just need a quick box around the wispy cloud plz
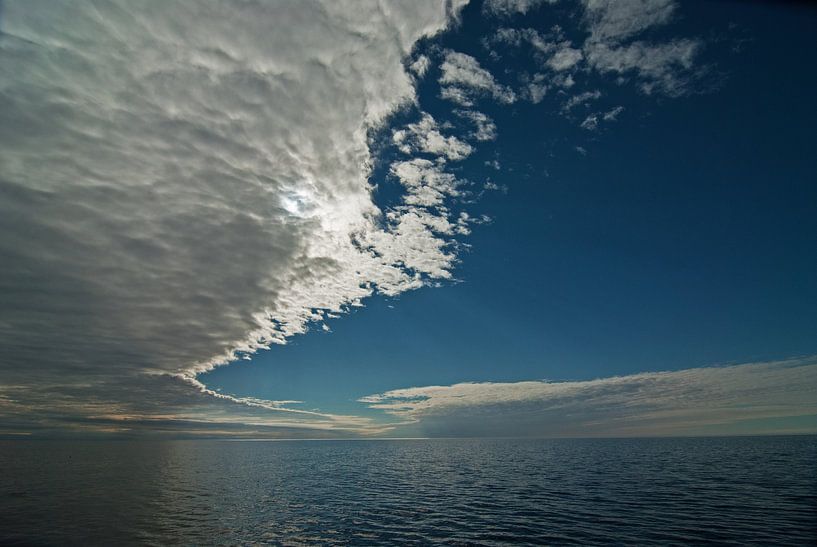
[581,0,705,96]
[361,358,817,437]
[582,0,677,44]
[439,50,517,105]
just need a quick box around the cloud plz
[482,0,556,18]
[439,86,476,107]
[580,105,623,131]
[0,0,471,435]
[580,114,599,131]
[488,1,705,99]
[361,358,817,437]
[582,0,676,44]
[585,39,701,96]
[526,81,548,103]
[390,158,461,208]
[392,113,474,160]
[410,54,431,77]
[581,0,704,96]
[455,109,498,141]
[439,50,517,104]
[547,46,583,71]
[603,105,624,121]
[562,90,602,112]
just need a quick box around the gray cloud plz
[0,1,470,434]
[361,358,817,437]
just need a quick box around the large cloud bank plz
[0,0,471,434]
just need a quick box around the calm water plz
[1,436,815,545]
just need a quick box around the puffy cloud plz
[0,0,469,434]
[410,54,431,77]
[439,50,517,104]
[390,158,461,208]
[361,358,817,437]
[392,113,474,160]
[526,81,548,103]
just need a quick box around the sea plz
[1,436,815,545]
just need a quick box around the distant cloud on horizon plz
[361,358,817,437]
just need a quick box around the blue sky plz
[200,0,817,424]
[1,0,816,438]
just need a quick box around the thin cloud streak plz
[361,358,817,437]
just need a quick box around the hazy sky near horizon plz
[1,0,816,438]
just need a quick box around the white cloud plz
[488,27,572,62]
[580,114,599,131]
[390,158,461,207]
[0,0,470,434]
[410,54,431,77]
[581,0,703,96]
[526,81,548,103]
[582,0,676,44]
[482,0,556,17]
[603,105,624,121]
[487,1,703,101]
[562,90,602,112]
[456,110,498,141]
[547,46,583,71]
[361,358,817,437]
[393,113,474,160]
[585,39,701,96]
[579,105,624,131]
[440,86,475,107]
[439,50,517,104]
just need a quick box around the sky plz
[0,0,816,439]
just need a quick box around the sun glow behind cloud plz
[0,0,473,435]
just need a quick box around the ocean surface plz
[1,436,815,545]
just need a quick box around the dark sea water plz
[1,436,815,545]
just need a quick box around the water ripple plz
[1,436,815,545]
